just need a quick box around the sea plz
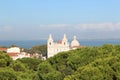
[0,39,120,49]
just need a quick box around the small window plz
[64,42,66,45]
[49,42,51,45]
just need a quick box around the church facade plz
[47,34,80,58]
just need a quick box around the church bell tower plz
[47,34,54,58]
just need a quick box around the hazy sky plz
[0,0,120,40]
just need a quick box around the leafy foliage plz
[24,45,47,56]
[0,68,17,80]
[0,44,120,80]
[0,51,12,67]
[16,58,43,71]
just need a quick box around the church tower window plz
[64,42,66,45]
[49,42,51,45]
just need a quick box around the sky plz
[0,0,120,40]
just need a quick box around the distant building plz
[7,52,30,60]
[47,34,69,58]
[0,48,7,52]
[47,34,80,58]
[70,36,81,49]
[7,47,20,53]
[7,47,30,60]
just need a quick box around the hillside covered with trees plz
[0,44,120,80]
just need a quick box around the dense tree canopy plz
[31,45,47,56]
[24,45,47,56]
[0,44,120,80]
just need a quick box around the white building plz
[47,34,80,58]
[47,34,70,58]
[7,47,20,53]
[71,36,80,49]
[7,47,31,60]
[9,52,31,60]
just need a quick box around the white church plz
[47,34,80,58]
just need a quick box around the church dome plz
[71,36,80,47]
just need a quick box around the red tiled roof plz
[7,53,18,57]
[30,54,33,57]
[25,53,29,56]
[57,40,62,44]
[0,48,7,51]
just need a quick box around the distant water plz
[0,39,120,48]
[80,39,120,46]
[0,40,47,49]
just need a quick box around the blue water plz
[0,39,120,48]
[80,39,120,46]
[0,40,47,49]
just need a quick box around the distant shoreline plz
[0,39,120,49]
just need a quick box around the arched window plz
[64,42,66,45]
[49,42,51,45]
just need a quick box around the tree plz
[0,44,120,80]
[0,51,12,67]
[37,62,63,80]
[17,58,42,71]
[31,45,47,56]
[0,68,17,80]
[10,61,26,72]
[10,44,18,47]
